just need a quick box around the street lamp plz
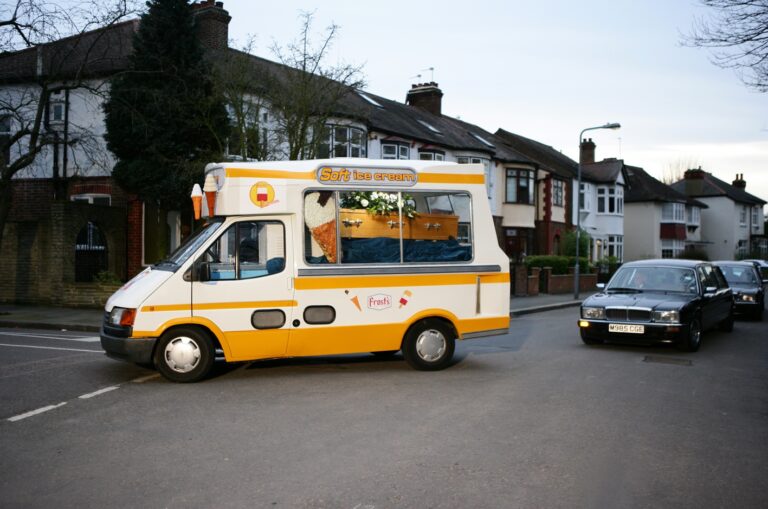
[574,122,621,299]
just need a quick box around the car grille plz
[606,307,652,322]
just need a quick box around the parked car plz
[714,261,765,320]
[579,259,734,352]
[741,259,768,281]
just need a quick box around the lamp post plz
[574,122,621,299]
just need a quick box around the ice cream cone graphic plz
[345,290,362,312]
[399,290,412,308]
[203,174,218,216]
[190,184,203,220]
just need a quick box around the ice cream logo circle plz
[249,181,277,208]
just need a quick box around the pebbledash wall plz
[0,180,126,307]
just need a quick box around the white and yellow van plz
[101,159,510,382]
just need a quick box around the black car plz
[579,259,734,352]
[714,261,766,320]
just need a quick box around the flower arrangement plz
[340,191,417,218]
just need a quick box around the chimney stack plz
[191,0,231,50]
[579,138,595,164]
[683,166,706,195]
[732,173,747,189]
[406,82,443,116]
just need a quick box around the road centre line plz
[131,374,161,383]
[0,343,101,353]
[79,386,120,399]
[0,331,100,342]
[8,402,67,422]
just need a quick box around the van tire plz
[402,319,455,371]
[154,327,215,383]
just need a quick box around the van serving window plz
[304,190,472,265]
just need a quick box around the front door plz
[191,218,294,361]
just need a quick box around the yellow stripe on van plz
[294,272,509,290]
[226,168,316,180]
[225,167,484,185]
[141,300,297,312]
[419,173,485,184]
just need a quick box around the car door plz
[697,264,729,328]
[191,218,294,361]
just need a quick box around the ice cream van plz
[100,158,510,382]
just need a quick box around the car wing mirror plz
[704,286,717,297]
[596,283,605,290]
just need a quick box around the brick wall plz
[541,267,598,294]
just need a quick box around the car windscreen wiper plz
[606,287,642,293]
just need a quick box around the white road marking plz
[0,343,101,353]
[78,386,120,399]
[131,374,161,383]
[8,402,67,422]
[0,332,99,342]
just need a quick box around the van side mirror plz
[596,283,605,290]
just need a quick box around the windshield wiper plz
[606,287,642,293]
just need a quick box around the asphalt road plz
[1,308,766,508]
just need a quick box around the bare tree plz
[683,0,768,92]
[0,0,138,249]
[267,11,366,160]
[662,157,701,184]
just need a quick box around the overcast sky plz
[226,0,767,204]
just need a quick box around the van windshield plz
[154,220,224,271]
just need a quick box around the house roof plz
[624,165,708,208]
[0,17,540,167]
[580,158,624,184]
[493,129,577,179]
[670,171,766,205]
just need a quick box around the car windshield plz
[718,265,758,286]
[154,220,224,271]
[607,266,697,293]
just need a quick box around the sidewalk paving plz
[0,293,588,333]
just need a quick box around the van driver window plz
[203,221,285,280]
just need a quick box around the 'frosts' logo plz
[367,294,392,310]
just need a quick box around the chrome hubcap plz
[415,329,446,362]
[164,336,201,373]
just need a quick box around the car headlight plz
[108,307,137,327]
[736,293,755,302]
[582,307,606,319]
[653,310,679,323]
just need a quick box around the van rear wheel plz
[402,319,455,371]
[154,327,214,383]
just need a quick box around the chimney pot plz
[406,82,443,116]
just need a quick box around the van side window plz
[303,190,472,264]
[203,221,285,280]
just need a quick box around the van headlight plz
[108,307,137,327]
[653,310,679,323]
[582,307,605,319]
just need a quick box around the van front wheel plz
[402,319,455,371]
[154,327,214,383]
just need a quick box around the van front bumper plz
[100,327,156,365]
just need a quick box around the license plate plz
[608,323,645,334]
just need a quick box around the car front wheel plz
[679,317,702,352]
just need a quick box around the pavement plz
[0,293,588,333]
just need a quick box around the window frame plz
[552,179,564,207]
[203,220,286,281]
[381,142,410,160]
[318,124,368,159]
[505,168,535,205]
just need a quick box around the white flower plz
[360,199,369,207]
[388,194,397,202]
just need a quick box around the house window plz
[72,194,111,206]
[740,206,747,226]
[661,239,684,259]
[552,179,564,207]
[597,186,623,214]
[381,142,409,160]
[686,206,700,226]
[75,222,108,282]
[418,150,444,161]
[662,202,686,223]
[752,207,759,229]
[318,125,367,158]
[0,115,10,164]
[459,157,492,200]
[606,235,623,261]
[505,168,534,204]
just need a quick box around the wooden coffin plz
[339,209,458,240]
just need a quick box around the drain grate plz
[643,355,692,366]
